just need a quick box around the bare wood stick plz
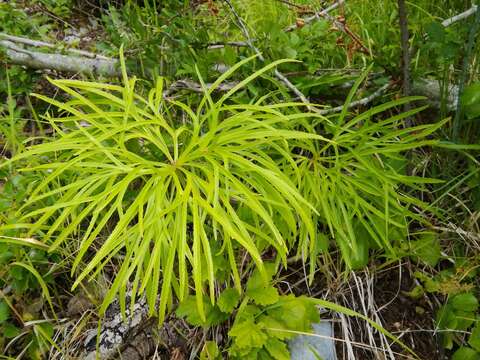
[0,40,119,76]
[0,32,110,59]
[164,79,238,96]
[273,69,310,105]
[166,75,393,117]
[284,0,345,32]
[207,41,250,49]
[318,82,392,115]
[442,5,478,27]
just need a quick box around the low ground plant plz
[2,55,448,327]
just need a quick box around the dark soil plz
[278,259,445,360]
[380,267,442,360]
[338,264,445,360]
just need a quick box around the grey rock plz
[289,321,337,360]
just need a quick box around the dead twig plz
[442,5,478,27]
[163,79,238,97]
[206,41,250,49]
[318,82,392,115]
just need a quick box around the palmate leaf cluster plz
[177,264,320,360]
[2,55,445,326]
[5,56,326,322]
[227,266,320,359]
[292,90,446,269]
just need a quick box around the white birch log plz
[0,40,119,76]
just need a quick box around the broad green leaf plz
[259,315,296,340]
[469,323,480,352]
[410,232,441,267]
[176,295,228,327]
[462,82,480,119]
[451,347,480,360]
[218,288,241,313]
[3,323,21,338]
[451,293,479,313]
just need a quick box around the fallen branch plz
[163,79,238,97]
[0,40,119,76]
[0,32,110,59]
[207,41,250,49]
[411,78,458,110]
[318,82,392,115]
[442,5,478,27]
[166,75,397,117]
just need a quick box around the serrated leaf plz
[425,22,446,43]
[462,83,480,107]
[436,304,457,332]
[246,263,279,305]
[38,322,54,338]
[176,295,204,325]
[258,348,275,360]
[247,285,279,306]
[246,263,277,290]
[235,304,260,324]
[264,337,290,360]
[462,83,480,119]
[218,288,240,313]
[290,33,300,46]
[229,345,261,360]
[228,320,268,349]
